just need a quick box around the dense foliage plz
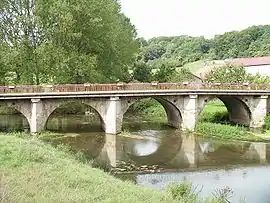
[133,25,270,82]
[0,0,139,85]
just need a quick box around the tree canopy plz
[0,0,139,85]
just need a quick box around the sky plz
[120,0,270,39]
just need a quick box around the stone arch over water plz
[199,96,252,126]
[121,97,182,129]
[42,99,106,132]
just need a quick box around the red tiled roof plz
[229,56,270,67]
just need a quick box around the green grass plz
[195,122,264,142]
[0,133,231,203]
[196,100,266,141]
[199,100,228,123]
[183,60,205,73]
[176,60,205,74]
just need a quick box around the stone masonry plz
[0,94,268,134]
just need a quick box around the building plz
[228,56,270,76]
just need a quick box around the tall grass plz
[195,122,264,142]
[264,114,270,130]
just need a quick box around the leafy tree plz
[132,61,152,82]
[204,65,251,83]
[0,0,139,84]
[151,64,176,82]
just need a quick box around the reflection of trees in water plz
[123,131,183,166]
[53,133,105,160]
[200,140,252,164]
[1,115,27,131]
[46,115,103,133]
[0,114,29,132]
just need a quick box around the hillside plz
[133,25,270,82]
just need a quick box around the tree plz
[132,61,152,82]
[204,65,251,83]
[152,64,176,82]
[0,0,139,84]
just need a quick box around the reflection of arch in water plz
[124,132,183,166]
[53,133,106,159]
[123,97,182,129]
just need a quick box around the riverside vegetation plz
[1,133,238,203]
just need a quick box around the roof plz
[228,56,270,67]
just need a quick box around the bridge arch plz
[43,99,106,132]
[121,97,182,130]
[199,96,252,126]
[0,101,31,131]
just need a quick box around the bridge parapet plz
[0,83,270,94]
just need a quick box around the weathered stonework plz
[0,94,268,134]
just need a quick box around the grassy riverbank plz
[196,100,267,142]
[0,133,230,203]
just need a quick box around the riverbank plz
[0,133,229,203]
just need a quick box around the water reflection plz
[1,114,270,169]
[47,115,103,133]
[2,114,270,202]
[0,115,29,131]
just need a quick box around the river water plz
[2,114,270,203]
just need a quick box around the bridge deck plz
[0,83,269,99]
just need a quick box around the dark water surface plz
[2,114,270,203]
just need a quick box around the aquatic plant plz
[167,181,201,202]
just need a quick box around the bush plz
[199,111,229,123]
[167,181,198,202]
[264,114,270,130]
[125,98,166,119]
[204,65,250,83]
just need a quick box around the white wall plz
[245,65,270,76]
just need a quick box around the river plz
[1,114,270,202]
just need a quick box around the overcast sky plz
[120,0,270,39]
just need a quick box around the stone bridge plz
[0,83,270,134]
